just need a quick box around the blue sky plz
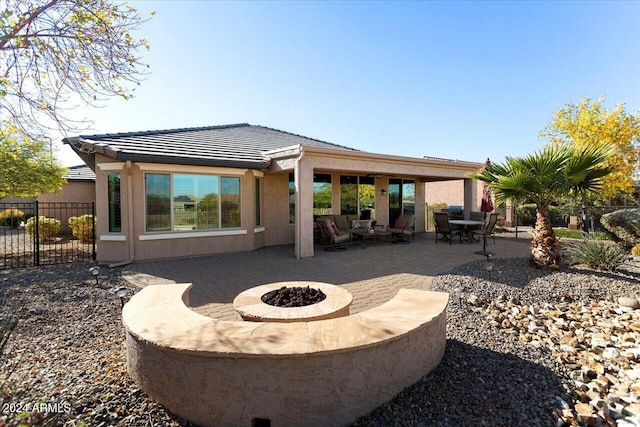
[57,0,640,166]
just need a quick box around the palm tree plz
[472,145,613,269]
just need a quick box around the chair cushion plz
[334,215,350,231]
[394,219,406,228]
[331,222,341,236]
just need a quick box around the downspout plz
[294,146,304,259]
[109,160,135,268]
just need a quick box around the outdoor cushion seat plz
[316,217,352,249]
[387,214,415,242]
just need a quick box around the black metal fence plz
[0,202,95,269]
[498,204,638,232]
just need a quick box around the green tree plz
[473,146,613,269]
[0,123,67,198]
[540,97,640,199]
[0,0,152,137]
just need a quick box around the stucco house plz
[63,123,483,263]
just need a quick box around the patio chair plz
[446,209,463,240]
[434,212,454,245]
[468,211,485,232]
[387,214,415,243]
[316,217,352,251]
[471,213,498,245]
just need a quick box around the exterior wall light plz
[381,189,387,196]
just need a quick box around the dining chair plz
[434,212,453,245]
[471,213,498,244]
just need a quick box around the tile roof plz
[64,164,95,181]
[63,123,357,168]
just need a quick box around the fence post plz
[92,201,96,261]
[34,201,40,266]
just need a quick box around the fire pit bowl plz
[233,281,353,323]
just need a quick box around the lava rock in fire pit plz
[261,286,327,307]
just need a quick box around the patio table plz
[448,219,483,243]
[350,229,391,249]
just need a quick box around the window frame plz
[107,172,122,233]
[144,171,242,233]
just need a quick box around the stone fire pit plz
[233,281,353,322]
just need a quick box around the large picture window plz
[145,173,241,232]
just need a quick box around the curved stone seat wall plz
[123,283,448,427]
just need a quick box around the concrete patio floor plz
[122,231,532,320]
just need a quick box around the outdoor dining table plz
[448,219,483,243]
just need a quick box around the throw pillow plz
[394,219,406,228]
[352,220,361,229]
[331,222,341,236]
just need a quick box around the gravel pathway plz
[1,257,639,426]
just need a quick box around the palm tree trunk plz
[530,204,562,269]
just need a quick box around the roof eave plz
[113,153,268,169]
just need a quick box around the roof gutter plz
[294,146,305,260]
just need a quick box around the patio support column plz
[415,181,426,232]
[294,155,315,259]
[463,178,474,219]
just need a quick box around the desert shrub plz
[25,216,61,242]
[553,228,611,240]
[68,214,95,242]
[516,204,560,226]
[0,208,24,227]
[600,208,640,246]
[426,202,448,231]
[565,236,628,271]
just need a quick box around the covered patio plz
[265,145,484,258]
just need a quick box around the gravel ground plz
[1,256,639,426]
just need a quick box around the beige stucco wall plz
[90,147,481,263]
[124,284,448,427]
[38,181,95,204]
[425,179,483,211]
[94,157,286,263]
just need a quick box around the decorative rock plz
[619,297,640,309]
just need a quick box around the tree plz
[473,145,613,269]
[540,97,640,199]
[0,123,67,198]
[0,0,152,138]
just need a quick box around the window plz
[359,176,375,220]
[289,173,295,224]
[173,174,218,230]
[145,173,241,232]
[221,177,241,228]
[402,180,416,215]
[313,174,332,215]
[107,172,121,232]
[340,175,358,215]
[145,174,171,231]
[339,175,375,218]
[255,178,262,226]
